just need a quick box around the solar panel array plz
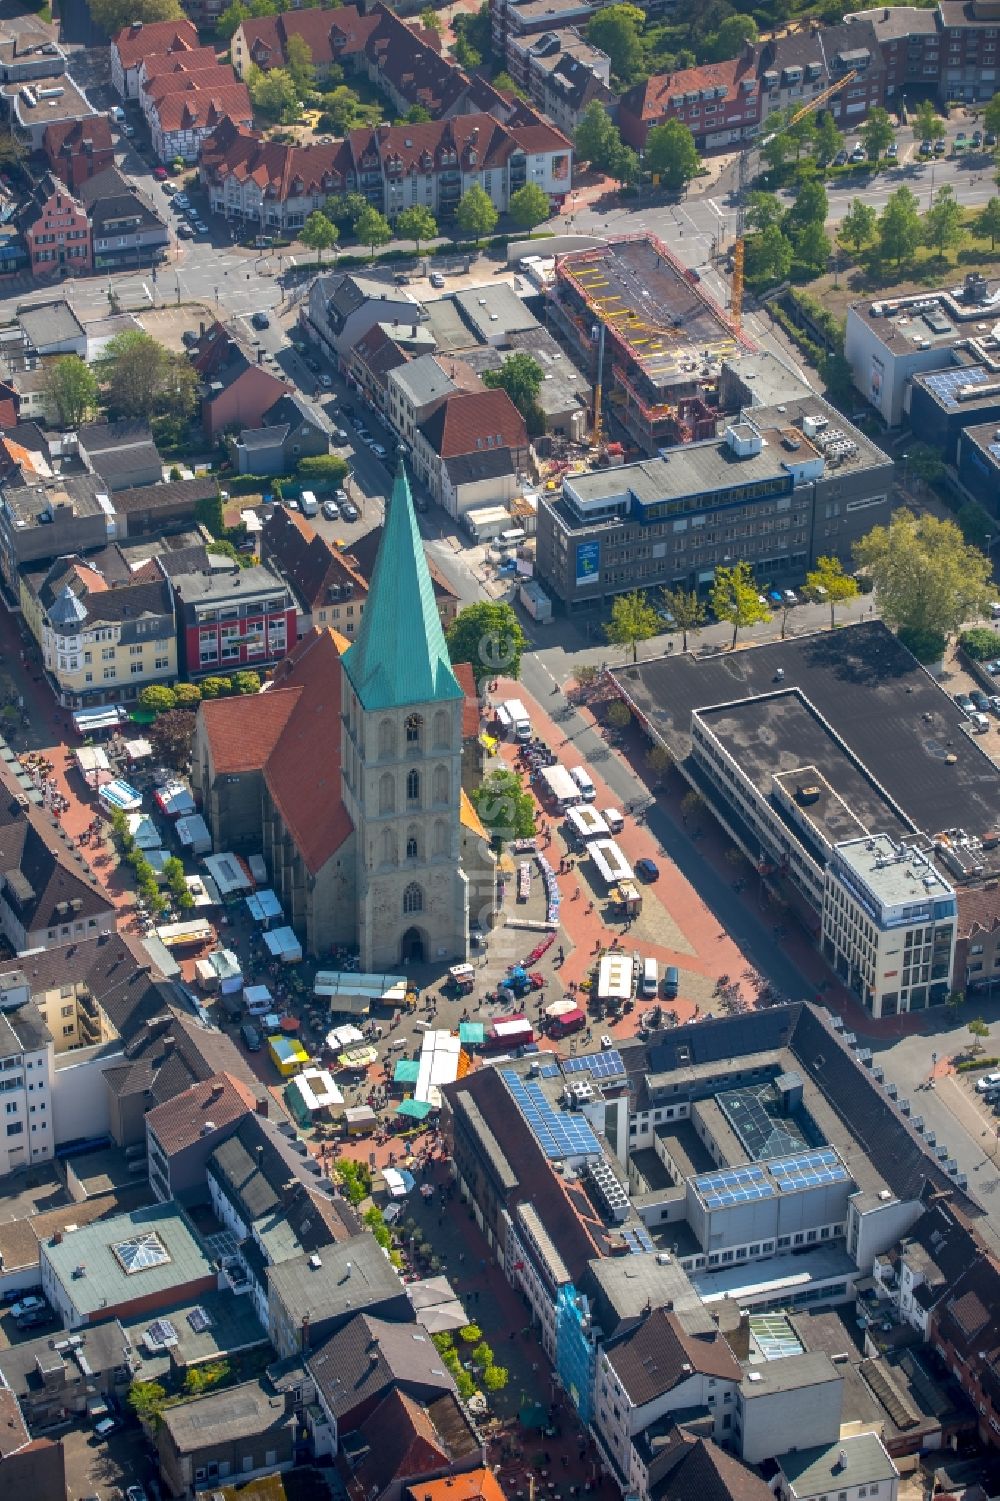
[539,1063,561,1079]
[564,1050,625,1080]
[503,1070,600,1160]
[768,1147,850,1193]
[621,1227,655,1254]
[923,365,989,409]
[694,1163,776,1210]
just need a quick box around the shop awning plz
[73,705,127,735]
[458,1021,485,1045]
[396,1098,433,1120]
[246,889,283,923]
[99,778,143,813]
[393,1059,420,1084]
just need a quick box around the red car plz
[153,167,168,180]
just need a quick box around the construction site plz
[547,234,756,456]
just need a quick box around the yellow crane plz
[731,68,858,328]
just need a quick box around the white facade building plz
[0,971,54,1177]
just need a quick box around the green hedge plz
[956,1056,1000,1072]
[959,627,999,661]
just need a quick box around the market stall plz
[325,1023,365,1051]
[156,918,213,950]
[175,815,212,856]
[268,1035,310,1077]
[123,738,153,766]
[126,812,161,850]
[154,780,196,818]
[415,1029,461,1109]
[72,705,127,738]
[99,778,143,814]
[344,1105,377,1135]
[74,745,111,789]
[184,874,220,910]
[337,1044,378,1070]
[244,984,274,1016]
[589,839,634,888]
[313,971,407,1014]
[264,926,302,963]
[203,852,253,899]
[285,1067,344,1126]
[206,947,242,994]
[245,889,283,924]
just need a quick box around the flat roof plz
[849,281,1000,355]
[453,285,540,342]
[612,620,1000,841]
[42,1203,214,1316]
[5,75,93,122]
[737,1346,841,1395]
[18,300,85,349]
[833,834,954,906]
[161,1378,291,1450]
[958,418,1000,470]
[781,1434,897,1494]
[556,236,743,393]
[119,1290,268,1381]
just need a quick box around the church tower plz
[340,463,469,969]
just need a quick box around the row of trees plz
[837,182,1000,271]
[743,174,831,283]
[575,99,701,192]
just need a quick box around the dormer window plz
[467,149,477,164]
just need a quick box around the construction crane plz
[730,68,858,329]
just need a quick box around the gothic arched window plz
[405,713,423,747]
[381,828,397,866]
[406,768,420,803]
[433,819,448,856]
[403,882,423,914]
[432,709,450,748]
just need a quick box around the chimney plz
[258,347,264,363]
[255,1144,264,1170]
[209,1080,225,1100]
[256,1094,268,1117]
[131,19,143,31]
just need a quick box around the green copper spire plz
[342,462,463,711]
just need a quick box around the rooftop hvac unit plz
[802,413,828,438]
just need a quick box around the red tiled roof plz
[200,685,300,773]
[621,55,756,124]
[153,82,252,134]
[262,506,367,610]
[145,1071,257,1154]
[240,6,351,67]
[146,65,245,108]
[418,388,527,460]
[263,628,353,873]
[113,18,199,70]
[43,115,113,160]
[453,660,481,741]
[140,46,219,81]
[414,1472,508,1501]
[201,118,353,199]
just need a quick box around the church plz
[192,464,495,968]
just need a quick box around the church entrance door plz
[401,927,426,963]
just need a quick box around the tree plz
[795,218,831,273]
[945,988,965,1016]
[786,176,828,235]
[710,562,771,648]
[760,120,793,173]
[923,183,965,262]
[173,682,202,708]
[905,441,945,490]
[482,351,544,433]
[912,98,945,141]
[804,555,860,628]
[446,600,526,683]
[317,85,366,135]
[89,0,181,35]
[574,99,618,171]
[860,107,895,163]
[607,139,640,190]
[470,768,536,843]
[586,4,645,85]
[247,64,300,121]
[877,186,921,268]
[853,508,993,645]
[354,202,391,259]
[605,591,660,663]
[199,676,234,699]
[232,670,261,694]
[840,198,877,256]
[482,1365,509,1392]
[660,587,706,651]
[195,489,224,538]
[814,112,842,166]
[968,1017,990,1055]
[183,1361,230,1396]
[957,500,993,551]
[785,110,818,161]
[45,355,97,427]
[708,13,757,60]
[405,104,432,124]
[744,224,792,284]
[300,210,339,263]
[451,0,491,69]
[216,0,250,40]
[325,190,369,227]
[0,131,25,172]
[102,329,197,424]
[455,184,498,245]
[645,119,701,191]
[984,89,1000,140]
[285,33,314,94]
[395,204,438,253]
[975,196,1000,250]
[127,1380,168,1426]
[646,744,671,783]
[148,709,197,769]
[508,182,551,231]
[745,191,783,233]
[138,684,176,714]
[419,6,441,30]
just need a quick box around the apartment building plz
[111,17,200,99]
[822,836,957,1019]
[0,971,54,1178]
[42,116,114,190]
[20,552,176,709]
[171,561,295,678]
[18,177,91,279]
[412,388,528,519]
[201,112,571,230]
[620,56,760,152]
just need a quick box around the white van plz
[300,489,318,517]
[504,699,531,742]
[970,711,990,733]
[641,956,659,998]
[570,766,596,801]
[604,808,625,834]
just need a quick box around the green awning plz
[396,1098,433,1119]
[130,708,158,724]
[459,1022,485,1044]
[393,1059,420,1084]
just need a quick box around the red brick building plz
[619,56,761,154]
[190,322,291,441]
[42,117,114,191]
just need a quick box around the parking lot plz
[62,1418,151,1501]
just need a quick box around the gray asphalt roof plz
[780,1434,897,1495]
[42,1203,214,1317]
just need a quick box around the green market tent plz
[459,1021,485,1045]
[396,1098,433,1120]
[393,1059,420,1084]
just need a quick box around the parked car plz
[153,166,167,179]
[782,589,797,606]
[973,129,984,147]
[977,1071,1000,1092]
[988,696,1000,715]
[162,181,178,195]
[252,311,270,330]
[321,500,340,520]
[174,193,189,207]
[849,143,866,162]
[834,149,849,166]
[194,220,208,234]
[986,659,1000,675]
[181,330,199,348]
[126,1487,149,1501]
[955,693,974,713]
[10,1296,45,1320]
[987,130,998,147]
[429,272,445,288]
[956,130,967,148]
[918,139,932,156]
[970,690,990,712]
[934,138,946,155]
[240,1022,261,1051]
[372,443,387,459]
[335,487,349,504]
[635,857,660,882]
[176,223,194,238]
[886,141,898,159]
[340,500,359,521]
[93,1418,117,1440]
[318,374,332,389]
[332,427,348,443]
